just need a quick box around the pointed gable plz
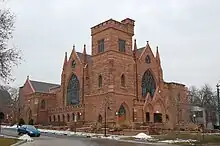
[29,80,60,93]
[139,41,155,62]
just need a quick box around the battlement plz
[164,81,187,90]
[121,18,135,25]
[91,18,135,36]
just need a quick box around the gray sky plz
[4,0,220,89]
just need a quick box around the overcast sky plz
[3,0,220,89]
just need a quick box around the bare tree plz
[188,84,217,126]
[0,0,22,83]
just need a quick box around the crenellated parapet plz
[91,18,135,36]
[164,81,187,90]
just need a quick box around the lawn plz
[0,137,19,146]
[152,132,220,145]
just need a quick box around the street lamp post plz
[217,84,220,127]
[104,97,111,137]
[193,114,196,124]
[74,114,77,133]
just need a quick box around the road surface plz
[1,128,172,146]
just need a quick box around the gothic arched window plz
[121,74,125,87]
[40,100,46,109]
[145,55,151,64]
[98,75,102,88]
[142,70,156,98]
[118,105,126,116]
[67,74,80,105]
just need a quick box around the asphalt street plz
[1,128,172,146]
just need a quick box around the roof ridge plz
[76,51,91,56]
[29,80,60,86]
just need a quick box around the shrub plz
[28,119,34,125]
[18,118,25,126]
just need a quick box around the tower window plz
[119,39,126,52]
[98,39,104,53]
[121,74,125,87]
[98,75,102,88]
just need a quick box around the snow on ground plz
[159,139,197,144]
[132,132,152,140]
[2,125,200,144]
[18,134,33,142]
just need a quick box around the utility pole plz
[104,97,109,137]
[217,84,220,127]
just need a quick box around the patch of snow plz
[159,138,196,144]
[18,134,33,142]
[132,133,152,139]
[1,125,18,129]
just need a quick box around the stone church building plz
[19,18,189,129]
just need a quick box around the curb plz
[11,140,26,146]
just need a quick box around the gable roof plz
[0,89,12,105]
[29,80,60,93]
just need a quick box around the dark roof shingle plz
[76,52,91,63]
[29,80,60,93]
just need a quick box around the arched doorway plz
[118,104,126,122]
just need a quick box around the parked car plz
[17,125,40,137]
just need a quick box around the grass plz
[0,137,19,146]
[152,132,220,145]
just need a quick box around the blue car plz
[17,125,41,137]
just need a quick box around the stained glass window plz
[67,74,80,105]
[118,105,126,116]
[142,70,156,98]
[145,55,151,64]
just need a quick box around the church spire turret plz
[133,39,137,61]
[69,45,75,60]
[62,52,67,70]
[156,46,161,65]
[82,44,87,65]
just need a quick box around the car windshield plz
[23,125,37,130]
